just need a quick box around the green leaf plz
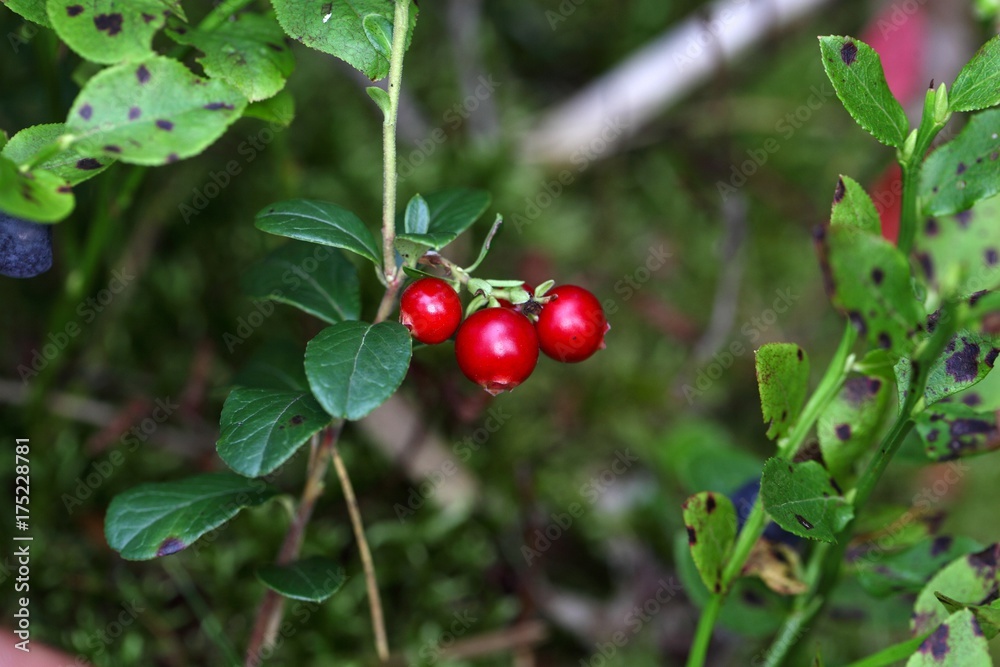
[395,188,491,249]
[216,388,331,478]
[244,90,296,127]
[361,13,392,59]
[818,223,923,355]
[921,109,1000,216]
[818,36,909,147]
[817,373,890,478]
[404,193,430,235]
[47,0,167,65]
[256,556,346,602]
[232,340,308,392]
[3,0,50,26]
[913,401,1000,461]
[912,544,1000,634]
[166,13,294,102]
[66,56,246,166]
[242,242,361,325]
[271,0,418,81]
[907,609,991,667]
[1,123,114,185]
[950,35,1000,112]
[754,343,809,440]
[366,86,390,116]
[0,156,74,223]
[914,195,1000,297]
[760,458,854,543]
[304,321,412,420]
[895,330,1000,408]
[255,199,381,266]
[157,0,185,21]
[934,595,1000,640]
[682,492,736,593]
[104,473,278,560]
[831,175,881,233]
[855,535,983,598]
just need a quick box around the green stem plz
[686,594,724,667]
[380,0,411,282]
[760,597,823,667]
[841,632,930,667]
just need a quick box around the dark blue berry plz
[0,212,53,278]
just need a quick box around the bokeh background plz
[3,0,1000,665]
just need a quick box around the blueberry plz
[730,478,801,546]
[0,212,53,278]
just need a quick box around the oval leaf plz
[395,188,491,250]
[47,0,167,65]
[304,321,412,420]
[912,544,1000,634]
[0,156,74,223]
[831,175,880,233]
[67,55,247,166]
[2,123,114,185]
[921,109,1000,217]
[819,36,909,147]
[403,193,429,235]
[950,35,1000,113]
[913,402,1000,461]
[104,473,278,560]
[818,373,890,478]
[242,242,361,325]
[682,491,736,593]
[256,556,346,602]
[760,458,854,543]
[271,0,417,81]
[167,13,294,102]
[255,199,381,266]
[755,343,810,441]
[217,388,332,478]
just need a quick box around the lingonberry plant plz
[683,34,1000,667]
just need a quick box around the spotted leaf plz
[3,0,51,26]
[1,123,113,185]
[906,609,991,667]
[682,491,736,594]
[913,402,1000,462]
[817,373,890,478]
[47,0,168,65]
[760,458,854,543]
[0,156,74,223]
[754,343,810,441]
[914,195,1000,298]
[831,175,881,234]
[912,544,1000,635]
[921,109,1000,216]
[895,330,1000,408]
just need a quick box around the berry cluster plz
[400,277,608,395]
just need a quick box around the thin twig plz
[332,442,389,662]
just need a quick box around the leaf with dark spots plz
[839,41,857,65]
[93,13,123,36]
[290,414,304,425]
[66,5,84,16]
[129,107,141,120]
[75,158,101,170]
[1,123,114,186]
[834,424,852,440]
[912,544,1000,641]
[49,0,167,65]
[761,459,853,542]
[925,218,939,235]
[103,145,122,154]
[945,341,981,383]
[755,343,810,441]
[919,623,950,660]
[686,526,697,545]
[682,492,736,593]
[204,102,236,111]
[932,536,955,557]
[830,175,881,233]
[986,249,998,266]
[155,119,174,131]
[79,104,93,120]
[137,65,151,83]
[833,178,846,203]
[922,110,1000,217]
[156,537,185,557]
[897,330,1000,408]
[795,514,814,530]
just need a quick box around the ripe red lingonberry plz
[399,277,463,344]
[535,285,608,363]
[455,308,539,394]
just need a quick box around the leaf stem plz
[759,597,823,667]
[245,423,343,666]
[331,442,389,662]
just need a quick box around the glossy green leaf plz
[912,544,1000,634]
[167,13,294,102]
[0,156,74,223]
[67,56,246,166]
[47,0,167,65]
[754,343,809,440]
[2,123,113,185]
[395,188,491,250]
[895,330,1000,408]
[934,595,1000,640]
[855,535,983,598]
[104,473,278,560]
[760,458,853,543]
[682,492,736,593]
[242,242,361,325]
[244,90,296,127]
[271,0,418,81]
[913,401,1000,461]
[404,193,430,235]
[257,556,346,602]
[819,36,909,147]
[817,373,890,478]
[921,109,1000,216]
[950,35,1000,112]
[216,388,331,478]
[255,199,381,266]
[906,609,991,666]
[818,223,922,355]
[304,321,412,420]
[3,0,50,26]
[361,13,392,59]
[914,195,1000,297]
[831,175,881,233]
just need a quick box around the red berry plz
[455,308,539,394]
[399,277,462,344]
[535,285,608,363]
